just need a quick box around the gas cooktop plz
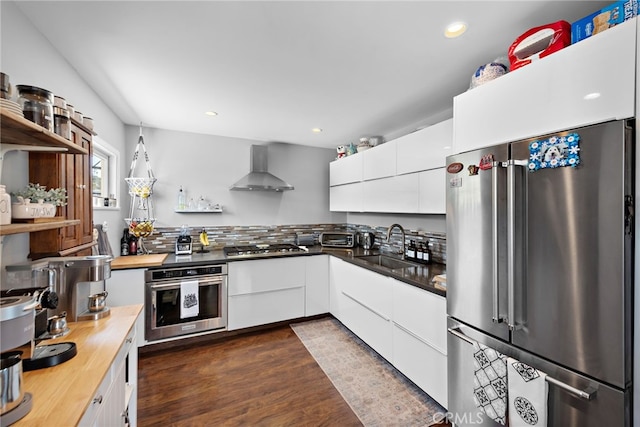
[223,243,307,258]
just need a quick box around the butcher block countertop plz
[15,304,142,426]
[110,253,168,269]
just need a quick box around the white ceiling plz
[16,1,609,149]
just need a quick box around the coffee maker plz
[0,295,35,424]
[6,255,113,323]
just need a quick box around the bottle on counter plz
[424,242,432,264]
[177,186,186,210]
[405,240,416,260]
[120,228,129,256]
[128,233,138,256]
[416,242,424,263]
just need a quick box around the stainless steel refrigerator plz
[446,119,633,426]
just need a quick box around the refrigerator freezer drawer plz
[446,319,630,427]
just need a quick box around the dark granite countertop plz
[133,245,445,297]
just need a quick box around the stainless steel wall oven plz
[145,264,227,341]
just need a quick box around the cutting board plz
[111,254,168,270]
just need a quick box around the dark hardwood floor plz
[137,324,363,426]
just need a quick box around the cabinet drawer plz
[393,324,448,408]
[340,291,393,362]
[228,286,305,330]
[228,257,306,296]
[393,280,446,354]
[341,265,392,320]
[78,366,112,427]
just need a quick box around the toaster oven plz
[319,232,356,248]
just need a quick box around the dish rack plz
[124,124,156,253]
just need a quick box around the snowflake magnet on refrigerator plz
[528,133,580,172]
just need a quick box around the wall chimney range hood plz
[229,145,294,192]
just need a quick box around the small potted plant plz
[11,183,67,219]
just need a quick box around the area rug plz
[291,317,446,427]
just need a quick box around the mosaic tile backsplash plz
[143,223,446,264]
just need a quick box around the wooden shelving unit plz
[1,107,89,236]
[0,219,80,236]
[1,108,88,154]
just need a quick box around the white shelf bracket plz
[0,144,68,181]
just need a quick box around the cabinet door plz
[393,280,447,354]
[329,154,363,186]
[362,174,419,213]
[418,168,446,214]
[107,269,146,347]
[362,140,397,180]
[28,123,93,258]
[329,257,393,361]
[305,255,329,316]
[329,182,363,212]
[393,324,448,408]
[453,19,636,154]
[396,119,453,175]
[227,258,306,330]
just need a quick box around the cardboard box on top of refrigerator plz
[571,0,638,43]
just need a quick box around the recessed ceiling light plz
[205,111,218,116]
[444,21,467,38]
[311,128,323,133]
[583,92,601,100]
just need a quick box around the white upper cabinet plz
[362,140,397,181]
[453,18,637,154]
[329,153,363,186]
[418,168,446,214]
[396,119,453,175]
[362,174,419,213]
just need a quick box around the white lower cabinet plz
[329,256,448,407]
[107,268,146,347]
[80,321,138,426]
[392,280,447,407]
[329,257,393,361]
[228,257,307,330]
[305,255,329,316]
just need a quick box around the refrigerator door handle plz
[447,327,475,345]
[448,327,597,401]
[545,376,597,401]
[507,159,527,330]
[491,161,505,323]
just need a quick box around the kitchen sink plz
[354,255,418,270]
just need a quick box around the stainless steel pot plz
[47,311,67,335]
[88,291,108,312]
[0,351,24,415]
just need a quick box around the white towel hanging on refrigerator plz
[180,280,199,319]
[472,342,508,425]
[507,357,549,426]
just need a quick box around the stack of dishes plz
[1,98,24,117]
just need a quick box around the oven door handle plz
[147,278,224,290]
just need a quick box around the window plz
[92,136,120,209]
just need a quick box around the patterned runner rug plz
[291,317,446,427]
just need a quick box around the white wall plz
[0,1,126,279]
[123,125,343,228]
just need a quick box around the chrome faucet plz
[386,223,406,259]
